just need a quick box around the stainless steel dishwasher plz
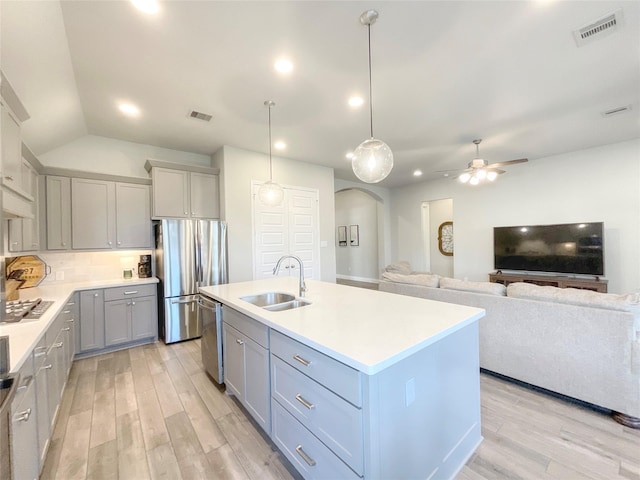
[199,294,224,384]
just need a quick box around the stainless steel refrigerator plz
[155,219,227,344]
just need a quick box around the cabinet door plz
[244,335,270,432]
[7,218,22,251]
[105,299,131,346]
[1,101,23,193]
[152,168,189,218]
[115,183,151,248]
[223,323,245,399]
[72,178,116,249]
[22,166,40,251]
[79,290,105,352]
[46,176,71,250]
[131,295,156,340]
[190,172,220,218]
[34,358,50,469]
[11,377,39,480]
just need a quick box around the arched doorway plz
[334,188,385,285]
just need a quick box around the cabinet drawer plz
[104,284,156,301]
[271,355,363,474]
[223,307,268,348]
[272,401,361,480]
[270,330,361,407]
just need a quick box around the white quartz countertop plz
[0,277,158,374]
[200,278,485,375]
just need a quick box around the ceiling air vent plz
[188,110,213,122]
[573,9,623,47]
[601,105,632,118]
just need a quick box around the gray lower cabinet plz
[79,289,105,352]
[34,337,50,470]
[82,284,157,352]
[11,356,39,480]
[222,307,270,432]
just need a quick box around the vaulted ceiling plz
[2,1,639,187]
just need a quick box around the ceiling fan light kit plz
[257,100,285,206]
[457,139,525,185]
[351,9,394,184]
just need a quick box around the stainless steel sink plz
[240,292,295,307]
[263,299,311,312]
[239,292,311,312]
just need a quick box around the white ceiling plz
[2,1,639,187]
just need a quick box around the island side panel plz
[362,321,482,479]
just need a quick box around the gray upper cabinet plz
[1,100,25,195]
[150,166,219,219]
[70,178,151,250]
[71,178,116,249]
[115,183,151,248]
[8,160,39,252]
[46,176,72,250]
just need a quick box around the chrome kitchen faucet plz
[273,255,307,298]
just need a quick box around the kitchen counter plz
[199,277,485,375]
[0,277,158,373]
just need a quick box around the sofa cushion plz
[383,261,413,275]
[381,272,440,288]
[439,277,507,296]
[506,282,640,312]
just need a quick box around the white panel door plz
[252,184,320,280]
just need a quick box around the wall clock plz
[438,221,454,256]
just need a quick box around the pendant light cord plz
[268,104,273,181]
[367,23,374,139]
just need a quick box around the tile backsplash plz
[33,250,153,285]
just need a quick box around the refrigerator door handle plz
[171,298,198,305]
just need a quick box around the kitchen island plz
[200,277,485,480]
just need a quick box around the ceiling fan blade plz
[487,168,506,175]
[488,158,528,168]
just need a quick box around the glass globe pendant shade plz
[258,180,284,206]
[351,138,394,184]
[458,172,471,183]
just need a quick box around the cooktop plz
[3,298,54,323]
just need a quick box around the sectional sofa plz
[378,268,640,427]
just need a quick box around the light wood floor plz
[44,340,640,480]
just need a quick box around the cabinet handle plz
[17,375,34,391]
[295,394,315,410]
[66,319,75,323]
[293,354,311,367]
[11,242,18,246]
[5,176,14,181]
[235,339,244,345]
[43,364,53,370]
[117,241,121,246]
[131,301,136,306]
[66,302,76,306]
[62,242,66,247]
[62,327,70,332]
[54,342,64,348]
[63,310,71,314]
[94,293,99,297]
[295,445,316,467]
[14,408,32,422]
[124,291,138,295]
[31,243,39,247]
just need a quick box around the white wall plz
[213,145,336,283]
[39,134,211,177]
[335,189,379,282]
[390,140,640,294]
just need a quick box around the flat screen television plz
[494,222,604,276]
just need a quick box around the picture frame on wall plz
[350,225,359,246]
[338,225,347,246]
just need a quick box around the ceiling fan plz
[439,139,528,185]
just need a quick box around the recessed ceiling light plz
[413,169,423,177]
[345,152,354,160]
[274,141,286,150]
[348,96,364,107]
[274,58,293,74]
[131,0,159,14]
[118,103,140,117]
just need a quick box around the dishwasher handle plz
[197,295,220,311]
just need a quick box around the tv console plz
[489,272,607,293]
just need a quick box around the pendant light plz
[258,100,284,206]
[351,9,394,184]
